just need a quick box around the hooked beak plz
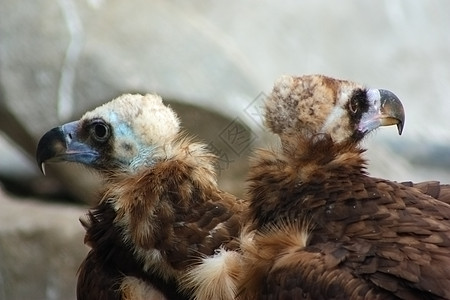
[360,89,405,135]
[36,121,99,174]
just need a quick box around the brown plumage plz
[36,94,245,300]
[401,181,450,205]
[239,75,450,299]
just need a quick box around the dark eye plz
[90,121,110,142]
[349,96,359,114]
[349,89,368,115]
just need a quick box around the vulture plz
[239,75,450,299]
[36,94,245,300]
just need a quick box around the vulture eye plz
[349,96,360,114]
[90,120,110,143]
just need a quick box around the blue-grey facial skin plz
[36,115,154,174]
[59,121,100,165]
[105,112,149,169]
[36,120,100,173]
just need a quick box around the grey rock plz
[1,1,450,298]
[0,188,87,300]
[1,0,449,185]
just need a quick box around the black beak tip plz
[36,127,65,174]
[379,89,405,136]
[397,122,404,135]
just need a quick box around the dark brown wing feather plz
[241,136,450,300]
[77,202,128,300]
[77,251,122,300]
[77,201,185,300]
[112,155,244,270]
[401,181,450,205]
[161,189,243,270]
[166,190,243,269]
[262,243,397,300]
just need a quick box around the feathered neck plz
[279,132,367,182]
[246,132,367,227]
[103,135,218,187]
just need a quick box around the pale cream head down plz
[264,74,365,143]
[82,94,180,146]
[82,94,180,170]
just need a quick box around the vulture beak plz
[36,121,99,175]
[360,89,405,135]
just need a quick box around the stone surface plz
[0,188,87,300]
[1,0,449,185]
[0,1,449,298]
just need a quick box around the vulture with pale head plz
[239,75,450,300]
[36,94,245,300]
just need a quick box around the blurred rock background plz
[0,1,449,299]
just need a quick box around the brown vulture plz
[238,75,450,299]
[36,94,245,300]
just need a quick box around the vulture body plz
[36,94,244,300]
[239,75,450,299]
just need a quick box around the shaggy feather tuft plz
[181,248,242,300]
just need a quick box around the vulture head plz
[36,94,180,174]
[264,74,405,143]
